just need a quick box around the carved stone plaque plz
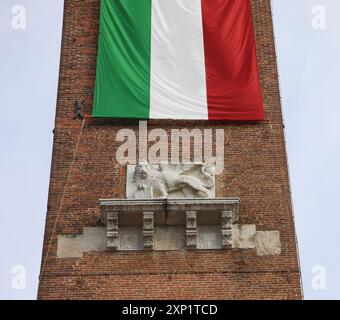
[126,161,216,199]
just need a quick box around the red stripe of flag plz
[201,0,264,120]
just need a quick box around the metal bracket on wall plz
[74,100,84,119]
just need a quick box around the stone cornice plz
[100,197,240,224]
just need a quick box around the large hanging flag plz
[93,0,264,120]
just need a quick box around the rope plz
[39,118,86,281]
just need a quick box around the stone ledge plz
[100,197,240,226]
[56,226,282,258]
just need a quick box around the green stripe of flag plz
[93,0,152,118]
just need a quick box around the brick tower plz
[38,0,302,300]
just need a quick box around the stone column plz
[186,211,197,249]
[107,212,119,249]
[143,212,154,250]
[221,210,233,248]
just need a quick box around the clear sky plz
[0,0,339,299]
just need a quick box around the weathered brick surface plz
[38,0,302,300]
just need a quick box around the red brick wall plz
[37,0,302,300]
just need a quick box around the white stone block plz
[256,231,281,256]
[154,226,185,250]
[57,235,83,258]
[83,227,106,252]
[197,225,222,249]
[232,224,256,249]
[119,226,143,250]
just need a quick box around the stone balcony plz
[100,198,240,251]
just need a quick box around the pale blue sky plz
[0,0,339,300]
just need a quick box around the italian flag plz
[93,0,264,120]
